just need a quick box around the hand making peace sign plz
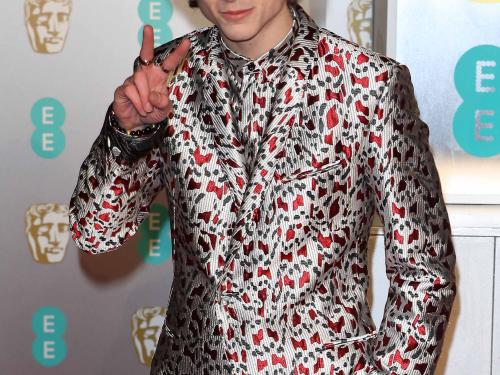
[112,25,191,131]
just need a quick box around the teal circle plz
[32,337,67,367]
[32,306,67,336]
[453,103,500,157]
[32,306,68,365]
[455,44,500,104]
[31,98,65,128]
[31,128,66,158]
[453,44,500,157]
[138,0,173,23]
[138,25,173,48]
[138,203,172,264]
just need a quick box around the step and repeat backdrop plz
[0,1,375,374]
[3,0,499,374]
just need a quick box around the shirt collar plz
[219,6,299,82]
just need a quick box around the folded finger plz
[123,83,147,117]
[133,70,153,112]
[149,91,170,110]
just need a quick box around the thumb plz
[149,91,170,110]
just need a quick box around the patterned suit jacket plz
[69,5,457,375]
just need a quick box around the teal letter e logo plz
[453,45,500,157]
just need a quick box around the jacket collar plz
[191,4,320,82]
[220,6,299,86]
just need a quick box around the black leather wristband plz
[102,104,168,164]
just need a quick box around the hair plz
[189,0,298,7]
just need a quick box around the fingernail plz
[145,103,153,112]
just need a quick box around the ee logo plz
[138,0,173,48]
[454,45,500,157]
[32,306,67,367]
[31,98,66,158]
[138,203,172,264]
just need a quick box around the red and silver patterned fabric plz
[69,5,456,375]
[219,11,297,176]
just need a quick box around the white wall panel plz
[493,237,499,375]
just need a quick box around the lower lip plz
[221,8,253,21]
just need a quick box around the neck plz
[221,4,294,60]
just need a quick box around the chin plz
[219,26,259,43]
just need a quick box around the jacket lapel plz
[237,67,306,225]
[201,72,249,206]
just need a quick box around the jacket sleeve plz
[68,113,167,254]
[365,63,457,374]
[68,36,192,255]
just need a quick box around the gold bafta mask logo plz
[25,203,69,264]
[24,0,72,54]
[131,307,167,367]
[347,0,373,49]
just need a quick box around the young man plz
[69,1,457,374]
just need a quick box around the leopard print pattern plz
[69,5,456,375]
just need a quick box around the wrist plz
[102,104,168,164]
[108,106,163,137]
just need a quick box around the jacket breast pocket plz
[279,159,343,184]
[268,157,352,263]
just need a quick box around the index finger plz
[140,25,155,63]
